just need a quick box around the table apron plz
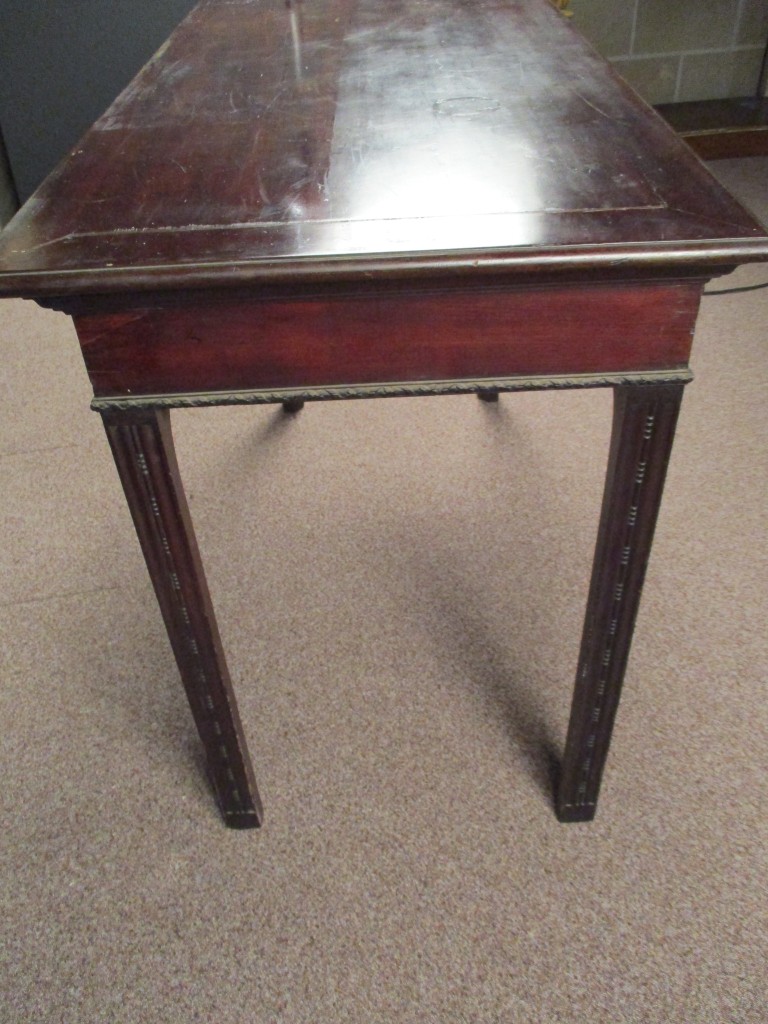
[76,280,700,402]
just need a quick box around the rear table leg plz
[102,407,263,828]
[557,383,685,822]
[282,398,305,414]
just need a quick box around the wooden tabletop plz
[1,0,767,297]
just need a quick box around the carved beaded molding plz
[92,369,693,412]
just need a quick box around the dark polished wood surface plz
[2,0,767,827]
[1,0,767,297]
[77,281,700,399]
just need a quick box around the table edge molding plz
[3,240,766,301]
[90,369,694,412]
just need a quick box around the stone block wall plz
[570,0,767,104]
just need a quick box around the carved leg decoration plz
[557,383,685,822]
[101,408,263,828]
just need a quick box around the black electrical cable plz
[704,281,768,296]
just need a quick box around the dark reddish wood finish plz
[1,0,767,828]
[102,408,263,827]
[76,281,700,399]
[557,383,684,821]
[0,0,767,298]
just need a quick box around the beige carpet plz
[1,158,766,1023]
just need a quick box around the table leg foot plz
[555,801,597,823]
[282,398,305,414]
[223,808,263,829]
[477,390,499,403]
[556,383,685,821]
[101,408,264,828]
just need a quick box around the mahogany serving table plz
[1,0,767,828]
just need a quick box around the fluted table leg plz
[557,383,685,821]
[102,407,263,828]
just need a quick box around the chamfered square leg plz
[557,383,685,822]
[101,407,263,828]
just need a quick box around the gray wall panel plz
[0,1,196,202]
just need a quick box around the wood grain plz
[0,0,766,297]
[76,281,701,399]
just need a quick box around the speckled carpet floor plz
[1,158,766,1023]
